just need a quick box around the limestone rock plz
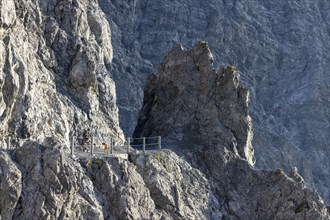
[98,0,151,136]
[289,166,305,187]
[0,0,16,28]
[134,42,330,219]
[0,139,225,219]
[12,140,104,219]
[134,41,255,167]
[0,1,328,218]
[0,141,327,219]
[130,150,222,219]
[81,156,157,220]
[0,0,124,149]
[0,149,22,219]
[103,0,330,203]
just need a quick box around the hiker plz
[102,143,109,155]
[82,128,91,151]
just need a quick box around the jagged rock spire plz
[134,41,255,166]
[134,42,329,219]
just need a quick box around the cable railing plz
[0,134,163,158]
[126,136,161,153]
[70,135,162,157]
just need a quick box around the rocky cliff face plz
[134,42,255,167]
[0,139,224,220]
[0,139,328,220]
[101,0,330,203]
[0,0,329,218]
[0,0,124,148]
[134,42,329,219]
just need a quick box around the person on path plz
[102,143,109,155]
[83,128,91,152]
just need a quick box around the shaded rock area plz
[101,0,330,203]
[0,139,224,220]
[98,0,151,136]
[134,41,255,169]
[0,0,124,148]
[134,42,330,219]
[0,148,22,219]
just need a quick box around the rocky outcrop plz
[1,1,329,217]
[0,135,327,220]
[0,0,124,148]
[130,150,222,219]
[134,42,330,219]
[102,0,330,203]
[0,139,224,220]
[0,149,21,219]
[134,41,255,168]
[11,139,104,219]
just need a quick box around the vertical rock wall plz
[0,0,124,148]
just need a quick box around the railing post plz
[71,135,74,156]
[7,136,11,150]
[90,136,94,155]
[143,137,146,153]
[127,137,131,153]
[158,136,161,150]
[110,137,113,155]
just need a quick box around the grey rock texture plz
[12,139,104,219]
[103,0,330,203]
[0,139,224,220]
[84,156,157,220]
[134,42,255,167]
[0,0,124,148]
[0,0,329,218]
[0,149,22,219]
[217,157,330,219]
[134,42,330,219]
[98,0,152,135]
[130,150,222,219]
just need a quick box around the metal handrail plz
[70,135,162,157]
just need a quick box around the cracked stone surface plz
[0,0,124,149]
[0,139,223,219]
[100,0,330,203]
[134,42,330,219]
[0,0,329,218]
